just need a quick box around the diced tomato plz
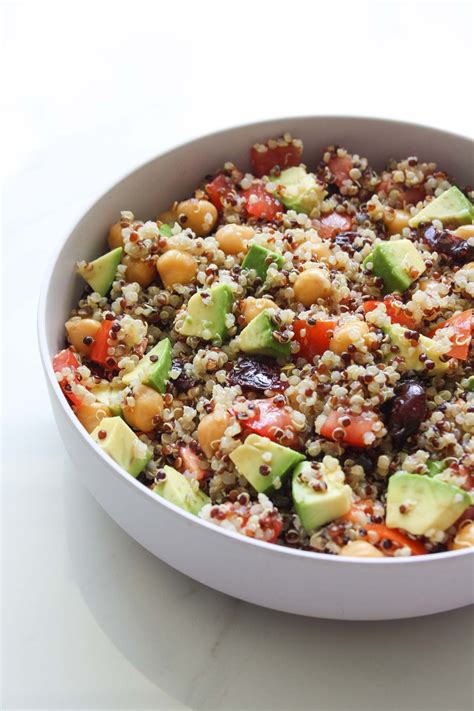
[53,348,83,406]
[205,172,236,211]
[340,504,426,556]
[254,510,283,543]
[178,445,209,481]
[320,410,381,448]
[89,320,114,368]
[237,398,300,449]
[318,212,353,239]
[243,184,282,221]
[363,297,416,329]
[250,139,303,178]
[328,155,353,187]
[293,319,336,362]
[378,175,425,206]
[429,310,472,360]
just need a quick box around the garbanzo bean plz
[65,318,101,356]
[215,224,255,255]
[177,199,218,236]
[75,402,111,433]
[330,320,370,355]
[122,384,164,432]
[156,249,198,287]
[453,225,474,240]
[197,406,231,459]
[240,296,277,325]
[158,208,179,226]
[293,267,331,307]
[310,238,332,262]
[384,208,410,236]
[339,541,384,558]
[449,521,474,550]
[122,255,156,288]
[108,222,125,249]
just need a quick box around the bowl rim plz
[38,114,474,565]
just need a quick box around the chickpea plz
[215,224,255,255]
[384,209,410,236]
[122,384,164,432]
[310,238,332,262]
[340,541,384,558]
[197,406,231,459]
[158,208,178,226]
[177,199,218,236]
[65,318,101,356]
[453,225,474,240]
[122,255,156,288]
[108,221,125,249]
[75,402,111,433]
[240,296,277,325]
[449,521,474,550]
[293,267,331,307]
[330,320,370,355]
[156,249,198,287]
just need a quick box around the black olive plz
[386,380,427,447]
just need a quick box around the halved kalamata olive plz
[228,356,284,393]
[171,358,199,392]
[386,380,427,446]
[422,225,474,265]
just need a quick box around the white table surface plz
[2,2,473,709]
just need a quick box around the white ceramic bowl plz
[38,116,474,620]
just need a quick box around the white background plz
[2,1,473,709]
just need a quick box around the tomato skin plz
[328,155,353,187]
[250,141,302,178]
[243,184,282,221]
[293,319,336,361]
[429,310,472,360]
[178,445,209,481]
[318,212,353,238]
[340,504,426,556]
[363,297,416,329]
[53,348,83,406]
[237,399,300,449]
[205,173,236,210]
[320,410,380,448]
[89,320,114,367]
[378,175,425,206]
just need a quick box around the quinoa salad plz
[53,134,474,558]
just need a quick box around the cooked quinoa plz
[53,134,474,558]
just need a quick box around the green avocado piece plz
[91,383,124,415]
[91,416,151,477]
[122,338,172,393]
[292,457,352,532]
[153,465,210,514]
[386,472,471,536]
[159,224,173,237]
[408,186,474,228]
[239,310,291,359]
[364,239,426,293]
[77,247,123,296]
[466,376,474,392]
[267,166,327,215]
[179,283,233,343]
[230,434,304,494]
[384,323,450,374]
[241,244,284,282]
[425,459,446,477]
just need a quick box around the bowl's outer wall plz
[42,117,474,619]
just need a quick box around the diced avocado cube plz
[267,166,327,215]
[91,416,152,477]
[292,457,352,532]
[408,186,474,228]
[122,338,172,393]
[384,323,450,374]
[467,376,474,392]
[159,224,173,237]
[77,247,123,296]
[241,244,284,282]
[386,472,471,536]
[230,434,304,494]
[239,310,291,359]
[91,383,124,415]
[364,239,426,293]
[179,283,233,343]
[153,465,210,514]
[425,459,446,477]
